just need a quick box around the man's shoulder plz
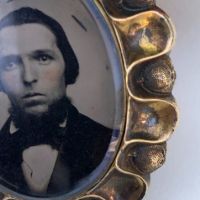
[64,104,113,179]
[0,117,11,136]
[67,104,113,138]
[78,113,112,134]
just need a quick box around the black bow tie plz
[11,126,67,151]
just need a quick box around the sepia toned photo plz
[0,0,123,198]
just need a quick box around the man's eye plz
[1,62,19,71]
[36,54,53,65]
[0,56,21,72]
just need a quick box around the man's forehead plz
[0,23,57,56]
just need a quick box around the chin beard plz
[9,96,71,132]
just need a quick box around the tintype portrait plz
[0,2,117,197]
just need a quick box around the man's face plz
[0,23,66,116]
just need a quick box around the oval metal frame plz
[1,0,178,199]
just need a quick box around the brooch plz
[0,0,177,199]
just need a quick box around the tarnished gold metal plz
[0,194,17,200]
[84,1,177,199]
[0,0,177,199]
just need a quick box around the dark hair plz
[0,7,79,85]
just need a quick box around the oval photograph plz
[0,0,124,199]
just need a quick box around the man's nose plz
[22,58,38,85]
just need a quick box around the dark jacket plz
[0,104,112,196]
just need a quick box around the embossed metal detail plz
[102,0,156,17]
[129,55,176,97]
[118,142,167,174]
[136,56,176,95]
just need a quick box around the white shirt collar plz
[10,120,18,134]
